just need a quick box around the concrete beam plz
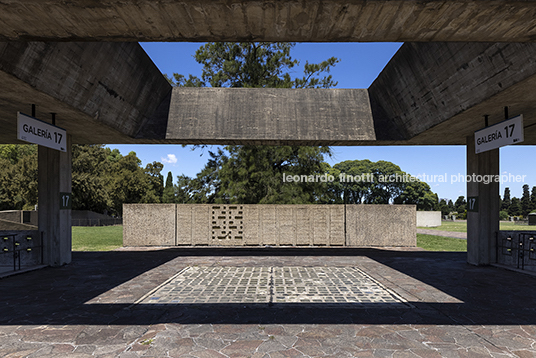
[369,42,536,144]
[153,88,376,145]
[1,1,536,42]
[0,42,170,144]
[2,42,536,146]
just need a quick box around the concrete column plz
[38,135,72,267]
[466,135,499,265]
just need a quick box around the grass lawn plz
[418,221,531,232]
[72,225,123,251]
[416,234,467,251]
[71,225,464,253]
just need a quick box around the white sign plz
[17,112,67,152]
[475,115,524,154]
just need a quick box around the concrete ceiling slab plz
[0,42,170,144]
[1,41,536,146]
[1,1,536,42]
[369,42,536,145]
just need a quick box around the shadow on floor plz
[1,248,535,326]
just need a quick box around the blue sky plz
[109,43,535,202]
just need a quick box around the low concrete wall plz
[123,204,176,246]
[124,204,416,247]
[0,219,37,230]
[346,205,416,247]
[0,210,120,227]
[416,211,442,227]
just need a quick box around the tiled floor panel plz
[139,266,410,308]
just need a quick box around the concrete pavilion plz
[1,0,536,268]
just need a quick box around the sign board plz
[467,196,479,212]
[17,112,67,152]
[474,115,524,154]
[60,192,72,210]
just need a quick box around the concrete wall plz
[124,204,416,247]
[369,42,536,145]
[0,211,22,224]
[0,210,38,226]
[346,205,416,247]
[416,211,442,228]
[163,88,375,145]
[0,219,37,231]
[0,210,119,227]
[123,204,176,247]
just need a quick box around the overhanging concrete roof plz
[1,0,536,42]
[368,42,536,145]
[0,42,170,144]
[1,41,536,146]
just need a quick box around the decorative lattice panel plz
[211,205,244,244]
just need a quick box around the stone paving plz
[0,247,536,357]
[139,266,409,307]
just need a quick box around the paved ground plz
[416,229,467,239]
[1,247,536,357]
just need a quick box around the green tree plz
[455,196,466,213]
[0,144,37,165]
[144,162,164,201]
[438,199,450,216]
[218,146,330,204]
[531,186,536,212]
[501,187,511,212]
[167,43,339,89]
[323,159,438,209]
[71,145,113,213]
[162,171,175,203]
[394,180,438,210]
[447,199,455,212]
[169,43,339,204]
[106,151,165,214]
[0,144,38,210]
[509,197,522,216]
[521,184,531,217]
[327,160,374,204]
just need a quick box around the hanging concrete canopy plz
[1,41,536,146]
[1,0,536,42]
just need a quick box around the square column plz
[38,135,72,267]
[466,135,499,265]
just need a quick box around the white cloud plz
[161,154,178,164]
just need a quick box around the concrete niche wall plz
[124,204,416,247]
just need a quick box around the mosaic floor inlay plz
[138,266,410,308]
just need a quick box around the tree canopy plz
[0,144,164,215]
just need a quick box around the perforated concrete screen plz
[211,205,244,242]
[124,204,417,247]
